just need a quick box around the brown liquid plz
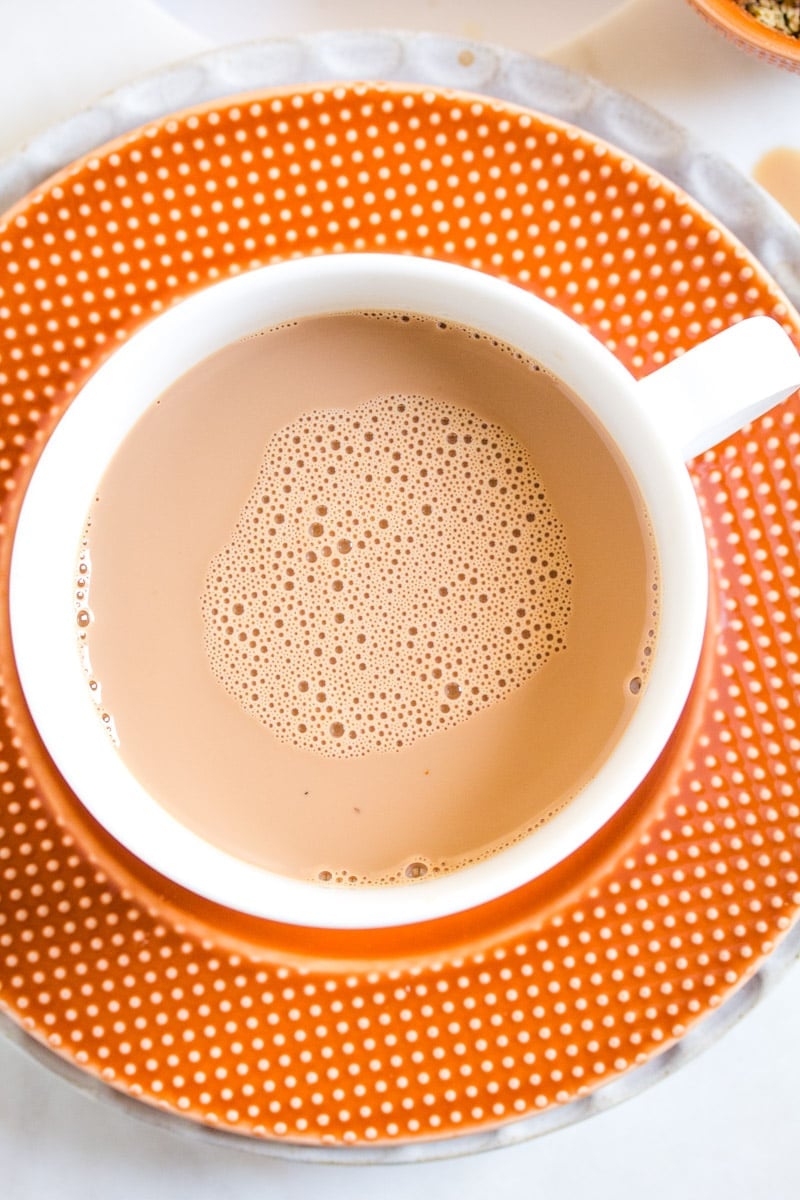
[202,388,573,758]
[78,313,658,886]
[753,146,800,223]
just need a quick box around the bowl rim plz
[688,0,800,63]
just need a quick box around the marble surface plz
[2,1,800,1196]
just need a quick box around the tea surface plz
[78,312,658,885]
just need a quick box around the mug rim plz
[8,254,708,928]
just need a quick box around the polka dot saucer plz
[1,81,799,1155]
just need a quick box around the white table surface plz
[2,1,799,1196]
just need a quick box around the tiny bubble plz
[405,861,428,879]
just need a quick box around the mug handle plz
[635,316,800,461]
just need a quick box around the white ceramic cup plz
[9,254,800,928]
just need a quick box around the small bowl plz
[687,0,800,72]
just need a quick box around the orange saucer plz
[1,82,799,1150]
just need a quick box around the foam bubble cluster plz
[202,392,572,757]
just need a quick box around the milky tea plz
[76,312,659,887]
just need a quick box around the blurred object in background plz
[687,0,800,71]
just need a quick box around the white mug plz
[9,254,800,927]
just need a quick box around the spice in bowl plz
[688,0,800,69]
[734,0,800,37]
